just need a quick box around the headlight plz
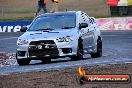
[17,39,28,45]
[56,36,73,42]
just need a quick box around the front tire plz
[41,58,51,63]
[16,53,30,65]
[91,37,102,58]
[71,39,83,61]
[17,59,30,65]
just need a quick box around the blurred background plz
[0,0,131,19]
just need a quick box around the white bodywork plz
[16,11,101,60]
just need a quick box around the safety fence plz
[0,17,132,32]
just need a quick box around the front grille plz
[29,49,59,57]
[30,40,55,45]
[28,40,59,57]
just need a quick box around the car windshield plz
[28,14,76,31]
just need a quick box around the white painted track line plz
[0,37,18,40]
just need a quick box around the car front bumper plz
[16,40,78,60]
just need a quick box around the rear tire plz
[91,37,102,58]
[71,39,83,61]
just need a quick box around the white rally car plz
[16,11,102,65]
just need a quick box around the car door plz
[82,14,96,53]
[79,13,93,53]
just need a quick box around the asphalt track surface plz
[0,30,132,74]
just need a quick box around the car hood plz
[18,29,77,41]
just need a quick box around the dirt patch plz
[0,0,109,19]
[0,53,16,67]
[0,64,132,88]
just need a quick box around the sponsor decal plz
[96,17,132,30]
[0,20,32,32]
[0,25,22,32]
[78,67,131,84]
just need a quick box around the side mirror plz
[20,27,27,32]
[79,23,88,29]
